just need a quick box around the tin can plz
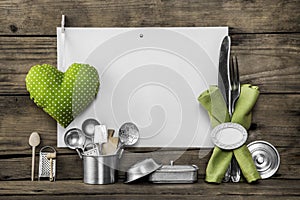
[83,153,121,184]
[247,140,280,179]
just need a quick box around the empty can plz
[83,153,120,184]
[247,140,280,179]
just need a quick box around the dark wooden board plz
[0,0,299,35]
[0,147,298,181]
[0,34,299,95]
[1,196,300,200]
[0,180,299,198]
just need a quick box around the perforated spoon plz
[29,132,40,181]
[115,122,139,155]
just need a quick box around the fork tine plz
[234,56,240,90]
[229,56,234,86]
[228,56,234,116]
[230,55,240,115]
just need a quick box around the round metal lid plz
[247,140,280,179]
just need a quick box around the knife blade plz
[218,36,232,183]
[218,36,231,111]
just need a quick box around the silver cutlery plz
[218,38,242,182]
[218,36,231,112]
[229,55,241,182]
[231,156,241,182]
[229,55,241,115]
[217,36,232,183]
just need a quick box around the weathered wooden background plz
[0,0,299,199]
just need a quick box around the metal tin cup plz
[247,140,280,179]
[83,153,121,184]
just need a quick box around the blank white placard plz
[57,27,228,148]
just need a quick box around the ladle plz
[64,128,86,159]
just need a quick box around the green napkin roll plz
[198,84,261,183]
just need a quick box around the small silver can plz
[149,161,198,183]
[247,140,280,179]
[83,153,120,184]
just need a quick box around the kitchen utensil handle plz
[223,162,231,182]
[76,148,83,159]
[49,158,53,182]
[31,146,35,181]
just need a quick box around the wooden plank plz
[0,37,57,95]
[0,34,299,95]
[1,195,300,200]
[0,147,298,181]
[0,179,299,196]
[0,94,299,155]
[0,0,299,35]
[231,34,300,93]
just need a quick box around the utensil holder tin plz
[83,153,120,184]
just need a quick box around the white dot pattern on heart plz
[25,63,100,128]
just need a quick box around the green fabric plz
[26,63,100,128]
[198,84,261,183]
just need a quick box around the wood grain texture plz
[1,196,300,200]
[0,95,299,180]
[0,0,299,198]
[0,147,298,181]
[0,180,299,197]
[0,0,299,35]
[0,94,299,155]
[0,34,299,95]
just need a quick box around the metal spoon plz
[64,128,86,159]
[29,132,40,181]
[115,122,139,155]
[82,118,100,140]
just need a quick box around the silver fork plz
[229,55,241,183]
[230,55,241,115]
[222,56,242,183]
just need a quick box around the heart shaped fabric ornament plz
[26,63,100,128]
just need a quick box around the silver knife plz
[218,35,232,182]
[218,35,231,111]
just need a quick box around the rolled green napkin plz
[198,84,261,183]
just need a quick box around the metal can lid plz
[247,140,280,179]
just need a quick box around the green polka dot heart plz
[26,63,100,128]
